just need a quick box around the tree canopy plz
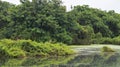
[0,0,120,44]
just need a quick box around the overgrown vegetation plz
[0,0,120,45]
[101,46,115,52]
[0,39,74,58]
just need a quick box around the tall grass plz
[0,39,74,58]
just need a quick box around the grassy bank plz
[0,39,74,58]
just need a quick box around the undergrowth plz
[0,39,74,58]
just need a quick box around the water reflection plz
[0,52,120,67]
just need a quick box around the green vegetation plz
[0,39,74,58]
[100,36,120,45]
[0,0,120,45]
[1,0,120,66]
[101,46,115,52]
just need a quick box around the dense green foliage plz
[0,39,74,58]
[0,0,120,45]
[99,36,120,45]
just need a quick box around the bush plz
[91,32,103,44]
[21,42,37,53]
[0,47,9,58]
[101,46,115,52]
[8,48,26,58]
[112,36,120,45]
[100,36,120,45]
[100,38,113,44]
[0,39,74,58]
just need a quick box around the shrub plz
[100,38,113,44]
[0,39,74,58]
[101,46,115,52]
[92,32,103,44]
[100,36,120,45]
[112,36,120,45]
[8,48,26,58]
[21,42,37,53]
[0,47,9,58]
